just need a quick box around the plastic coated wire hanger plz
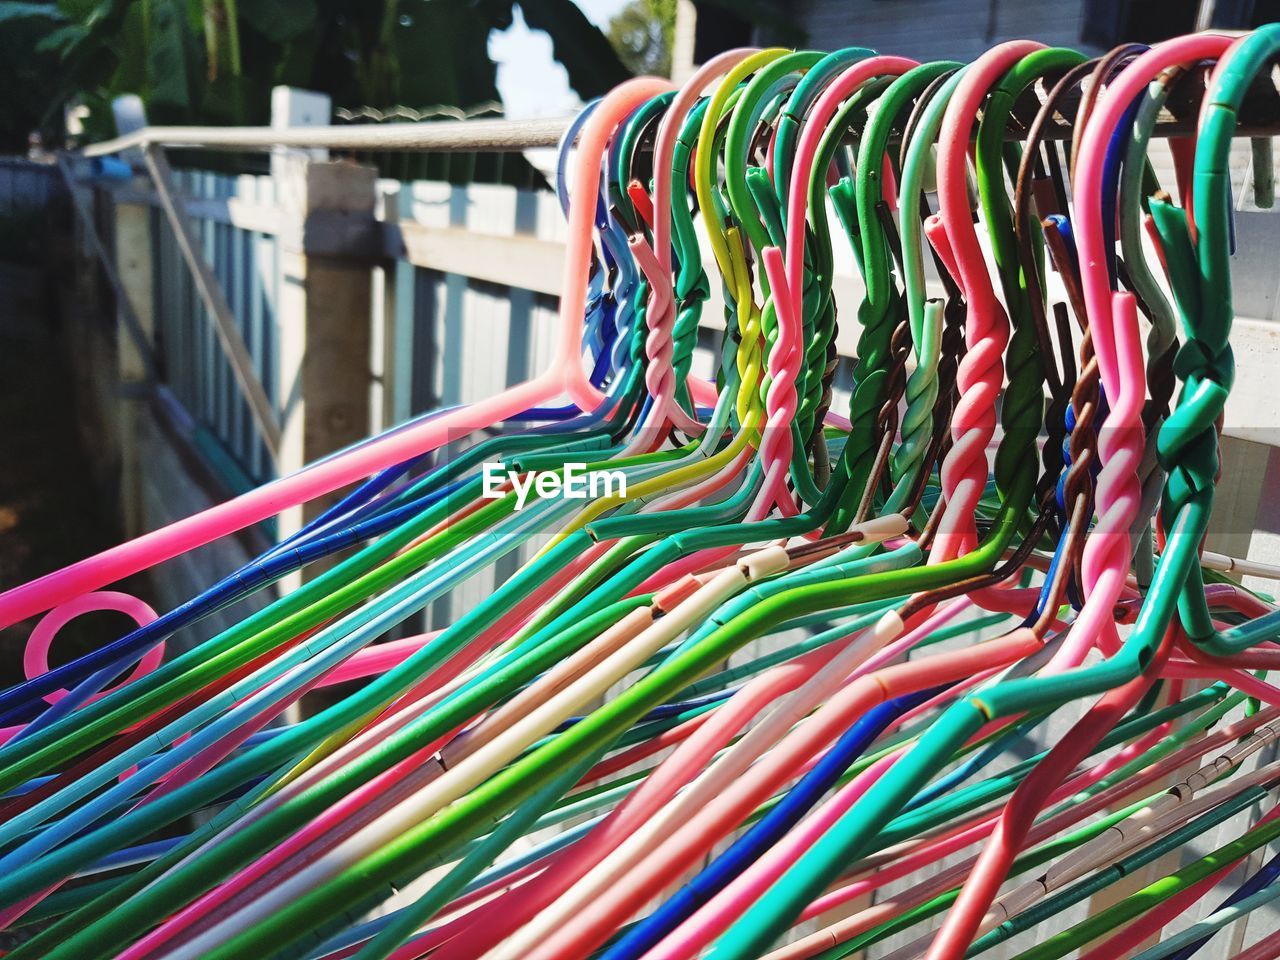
[770,691,1277,960]
[129,58,1044,960]
[481,56,1100,957]
[903,47,1160,959]
[194,58,1059,960]
[702,32,1260,960]
[0,83,694,729]
[680,32,1198,960]
[45,144,1244,960]
[5,29,1280,960]
[404,62,962,960]
[0,67,757,773]
[0,58,906,957]
[373,56,1085,960]
[0,75,686,630]
[0,84,737,931]
[915,48,1280,959]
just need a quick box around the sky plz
[489,0,631,119]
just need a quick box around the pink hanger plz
[927,40,1045,564]
[641,55,922,592]
[631,49,760,446]
[0,76,675,630]
[762,55,919,513]
[921,34,1237,960]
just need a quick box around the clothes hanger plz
[835,60,959,516]
[0,425,523,729]
[0,76,687,632]
[483,56,1044,960]
[614,50,808,524]
[0,80,711,742]
[309,624,988,960]
[576,56,993,599]
[771,57,919,527]
[723,47,862,506]
[896,47,1280,960]
[183,542,911,960]
[291,592,948,960]
[72,47,1059,960]
[483,52,1085,960]
[1017,809,1280,960]
[901,32,1280,960]
[1161,853,1280,959]
[767,689,1274,959]
[844,721,1280,960]
[914,44,1180,958]
[12,185,1080,960]
[698,35,1230,959]
[0,376,701,814]
[945,46,1094,630]
[882,757,1280,960]
[911,33,1280,952]
[24,94,675,788]
[1012,56,1099,527]
[12,167,701,834]
[481,62,911,926]
[541,53,801,548]
[0,56,901,957]
[158,548,796,959]
[969,795,1278,956]
[0,118,1198,960]
[435,69,957,947]
[152,586,921,960]
[7,31,1280,960]
[960,710,1280,949]
[538,52,941,592]
[0,77,721,942]
[595,535,1074,960]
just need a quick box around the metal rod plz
[83,117,575,157]
[79,114,1280,158]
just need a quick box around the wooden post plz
[275,155,378,551]
[270,85,330,183]
[671,0,698,83]
[113,182,156,535]
[114,186,155,384]
[381,182,417,431]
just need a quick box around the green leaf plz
[54,0,103,19]
[106,1,147,91]
[238,0,315,43]
[34,20,86,52]
[388,0,498,111]
[0,1,67,23]
[146,0,193,110]
[516,0,631,99]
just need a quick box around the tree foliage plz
[0,0,633,150]
[606,0,675,77]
